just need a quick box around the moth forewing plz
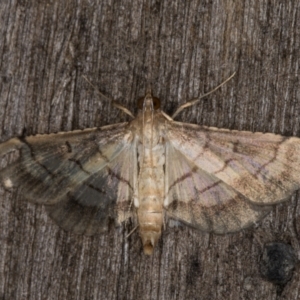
[1,90,300,255]
[0,124,135,233]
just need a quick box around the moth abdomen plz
[137,198,163,255]
[136,136,166,255]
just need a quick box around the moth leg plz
[125,225,139,238]
[163,143,170,208]
[132,139,139,208]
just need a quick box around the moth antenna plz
[171,72,236,119]
[82,75,135,119]
[126,225,139,238]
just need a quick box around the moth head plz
[137,93,161,111]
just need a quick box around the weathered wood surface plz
[0,1,299,299]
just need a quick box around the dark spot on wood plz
[186,256,202,286]
[260,242,296,293]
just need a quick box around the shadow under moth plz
[1,77,300,255]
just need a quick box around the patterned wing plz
[165,142,271,233]
[0,123,135,235]
[164,121,300,233]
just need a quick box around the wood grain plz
[0,0,299,299]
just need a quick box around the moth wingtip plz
[3,177,13,189]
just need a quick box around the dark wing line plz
[0,123,133,204]
[164,141,272,234]
[0,123,137,235]
[166,121,300,205]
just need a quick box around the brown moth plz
[1,80,300,255]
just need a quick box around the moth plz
[1,79,300,255]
